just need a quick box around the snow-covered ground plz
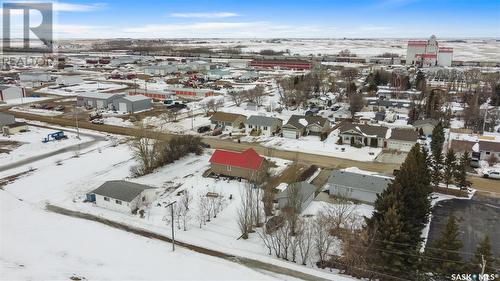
[262,131,382,162]
[0,140,355,280]
[0,126,92,165]
[174,38,500,62]
[0,97,51,107]
[9,106,64,117]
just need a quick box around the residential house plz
[112,95,152,113]
[479,141,500,162]
[209,148,267,182]
[387,128,418,152]
[367,98,412,114]
[413,119,439,136]
[209,112,246,131]
[449,139,477,158]
[282,115,330,139]
[90,180,159,214]
[276,181,316,213]
[327,170,392,204]
[245,115,282,137]
[338,122,389,147]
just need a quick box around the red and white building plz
[169,88,217,101]
[250,59,312,70]
[406,35,453,67]
[129,90,173,101]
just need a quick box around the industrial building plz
[0,85,26,102]
[76,92,124,109]
[406,35,453,67]
[112,95,152,113]
[170,87,216,100]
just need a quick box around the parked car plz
[200,142,211,148]
[55,105,65,111]
[91,119,104,125]
[470,158,481,168]
[482,170,500,179]
[197,126,210,133]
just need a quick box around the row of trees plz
[430,122,472,189]
[229,85,266,107]
[129,124,203,176]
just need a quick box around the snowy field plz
[176,38,500,62]
[0,97,51,107]
[9,106,64,117]
[0,138,355,280]
[0,126,92,165]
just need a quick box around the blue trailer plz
[42,131,68,143]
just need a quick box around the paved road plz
[4,109,499,194]
[0,125,106,172]
[426,193,500,259]
[46,204,332,281]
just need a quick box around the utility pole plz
[74,105,80,139]
[165,201,176,251]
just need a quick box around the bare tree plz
[229,91,245,106]
[196,194,209,228]
[297,218,314,266]
[237,184,253,239]
[314,211,335,266]
[179,191,193,231]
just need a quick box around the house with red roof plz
[209,148,267,182]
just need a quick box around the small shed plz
[276,181,316,213]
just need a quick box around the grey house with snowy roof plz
[327,170,392,204]
[338,122,388,148]
[282,115,330,139]
[245,115,282,136]
[90,180,159,214]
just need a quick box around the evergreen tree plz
[431,151,443,188]
[415,70,426,91]
[431,122,445,158]
[426,216,463,280]
[443,149,457,188]
[455,152,471,190]
[370,204,412,278]
[472,236,497,274]
[366,144,432,276]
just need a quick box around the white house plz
[0,85,26,101]
[19,72,52,87]
[90,180,159,214]
[245,115,282,137]
[386,128,418,152]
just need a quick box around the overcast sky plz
[2,0,500,39]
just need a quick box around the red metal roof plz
[439,47,453,53]
[209,148,264,170]
[408,40,428,46]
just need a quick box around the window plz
[248,125,252,128]
[104,197,110,201]
[227,165,232,171]
[263,126,268,130]
[486,151,490,155]
[115,200,122,205]
[142,196,146,202]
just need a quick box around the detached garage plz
[112,95,152,113]
[0,85,26,102]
